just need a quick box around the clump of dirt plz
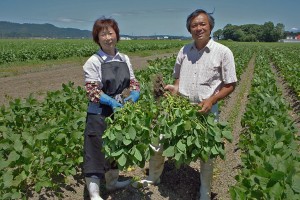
[121,87,131,98]
[152,73,165,100]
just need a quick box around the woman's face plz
[190,13,211,44]
[98,26,117,54]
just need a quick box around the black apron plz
[99,60,130,116]
[83,58,130,175]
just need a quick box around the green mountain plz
[0,21,91,38]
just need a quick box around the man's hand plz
[164,84,178,95]
[198,83,236,113]
[198,99,213,114]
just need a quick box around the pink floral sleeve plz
[85,81,102,103]
[130,79,140,91]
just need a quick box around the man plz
[134,9,237,200]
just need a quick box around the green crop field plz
[0,39,299,199]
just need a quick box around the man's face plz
[190,13,211,42]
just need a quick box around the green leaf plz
[207,116,215,126]
[123,139,131,146]
[0,160,9,170]
[11,192,21,199]
[3,171,13,188]
[22,148,32,158]
[35,180,52,192]
[12,171,27,187]
[171,124,177,135]
[36,131,49,140]
[44,157,52,163]
[256,167,270,178]
[115,125,122,131]
[175,152,182,161]
[111,149,124,157]
[229,186,246,200]
[195,137,201,148]
[269,182,283,198]
[270,171,285,181]
[0,142,10,151]
[128,126,136,140]
[72,131,82,140]
[37,170,47,177]
[191,149,199,158]
[211,146,218,155]
[218,121,229,127]
[292,174,300,193]
[204,146,210,153]
[222,130,233,142]
[184,121,192,130]
[77,156,83,163]
[7,151,20,162]
[13,139,23,152]
[115,132,123,141]
[0,125,8,132]
[214,132,222,143]
[108,131,116,140]
[134,148,142,161]
[273,142,283,149]
[176,140,186,152]
[55,133,65,142]
[187,136,193,146]
[118,154,127,166]
[162,146,175,157]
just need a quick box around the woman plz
[83,17,140,200]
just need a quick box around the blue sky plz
[0,0,299,36]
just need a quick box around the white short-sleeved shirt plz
[83,49,136,89]
[173,39,237,103]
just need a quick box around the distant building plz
[156,36,169,40]
[279,35,300,43]
[120,36,132,40]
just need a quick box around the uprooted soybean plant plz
[102,56,233,170]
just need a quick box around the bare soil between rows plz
[1,54,299,200]
[0,54,174,107]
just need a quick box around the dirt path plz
[0,53,173,106]
[212,55,256,200]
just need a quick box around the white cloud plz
[291,27,299,31]
[57,17,85,23]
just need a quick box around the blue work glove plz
[100,93,123,110]
[124,90,140,103]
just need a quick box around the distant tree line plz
[213,21,298,42]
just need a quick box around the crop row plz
[0,39,187,64]
[0,83,87,199]
[230,48,300,199]
[266,43,300,98]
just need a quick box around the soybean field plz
[0,39,299,200]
